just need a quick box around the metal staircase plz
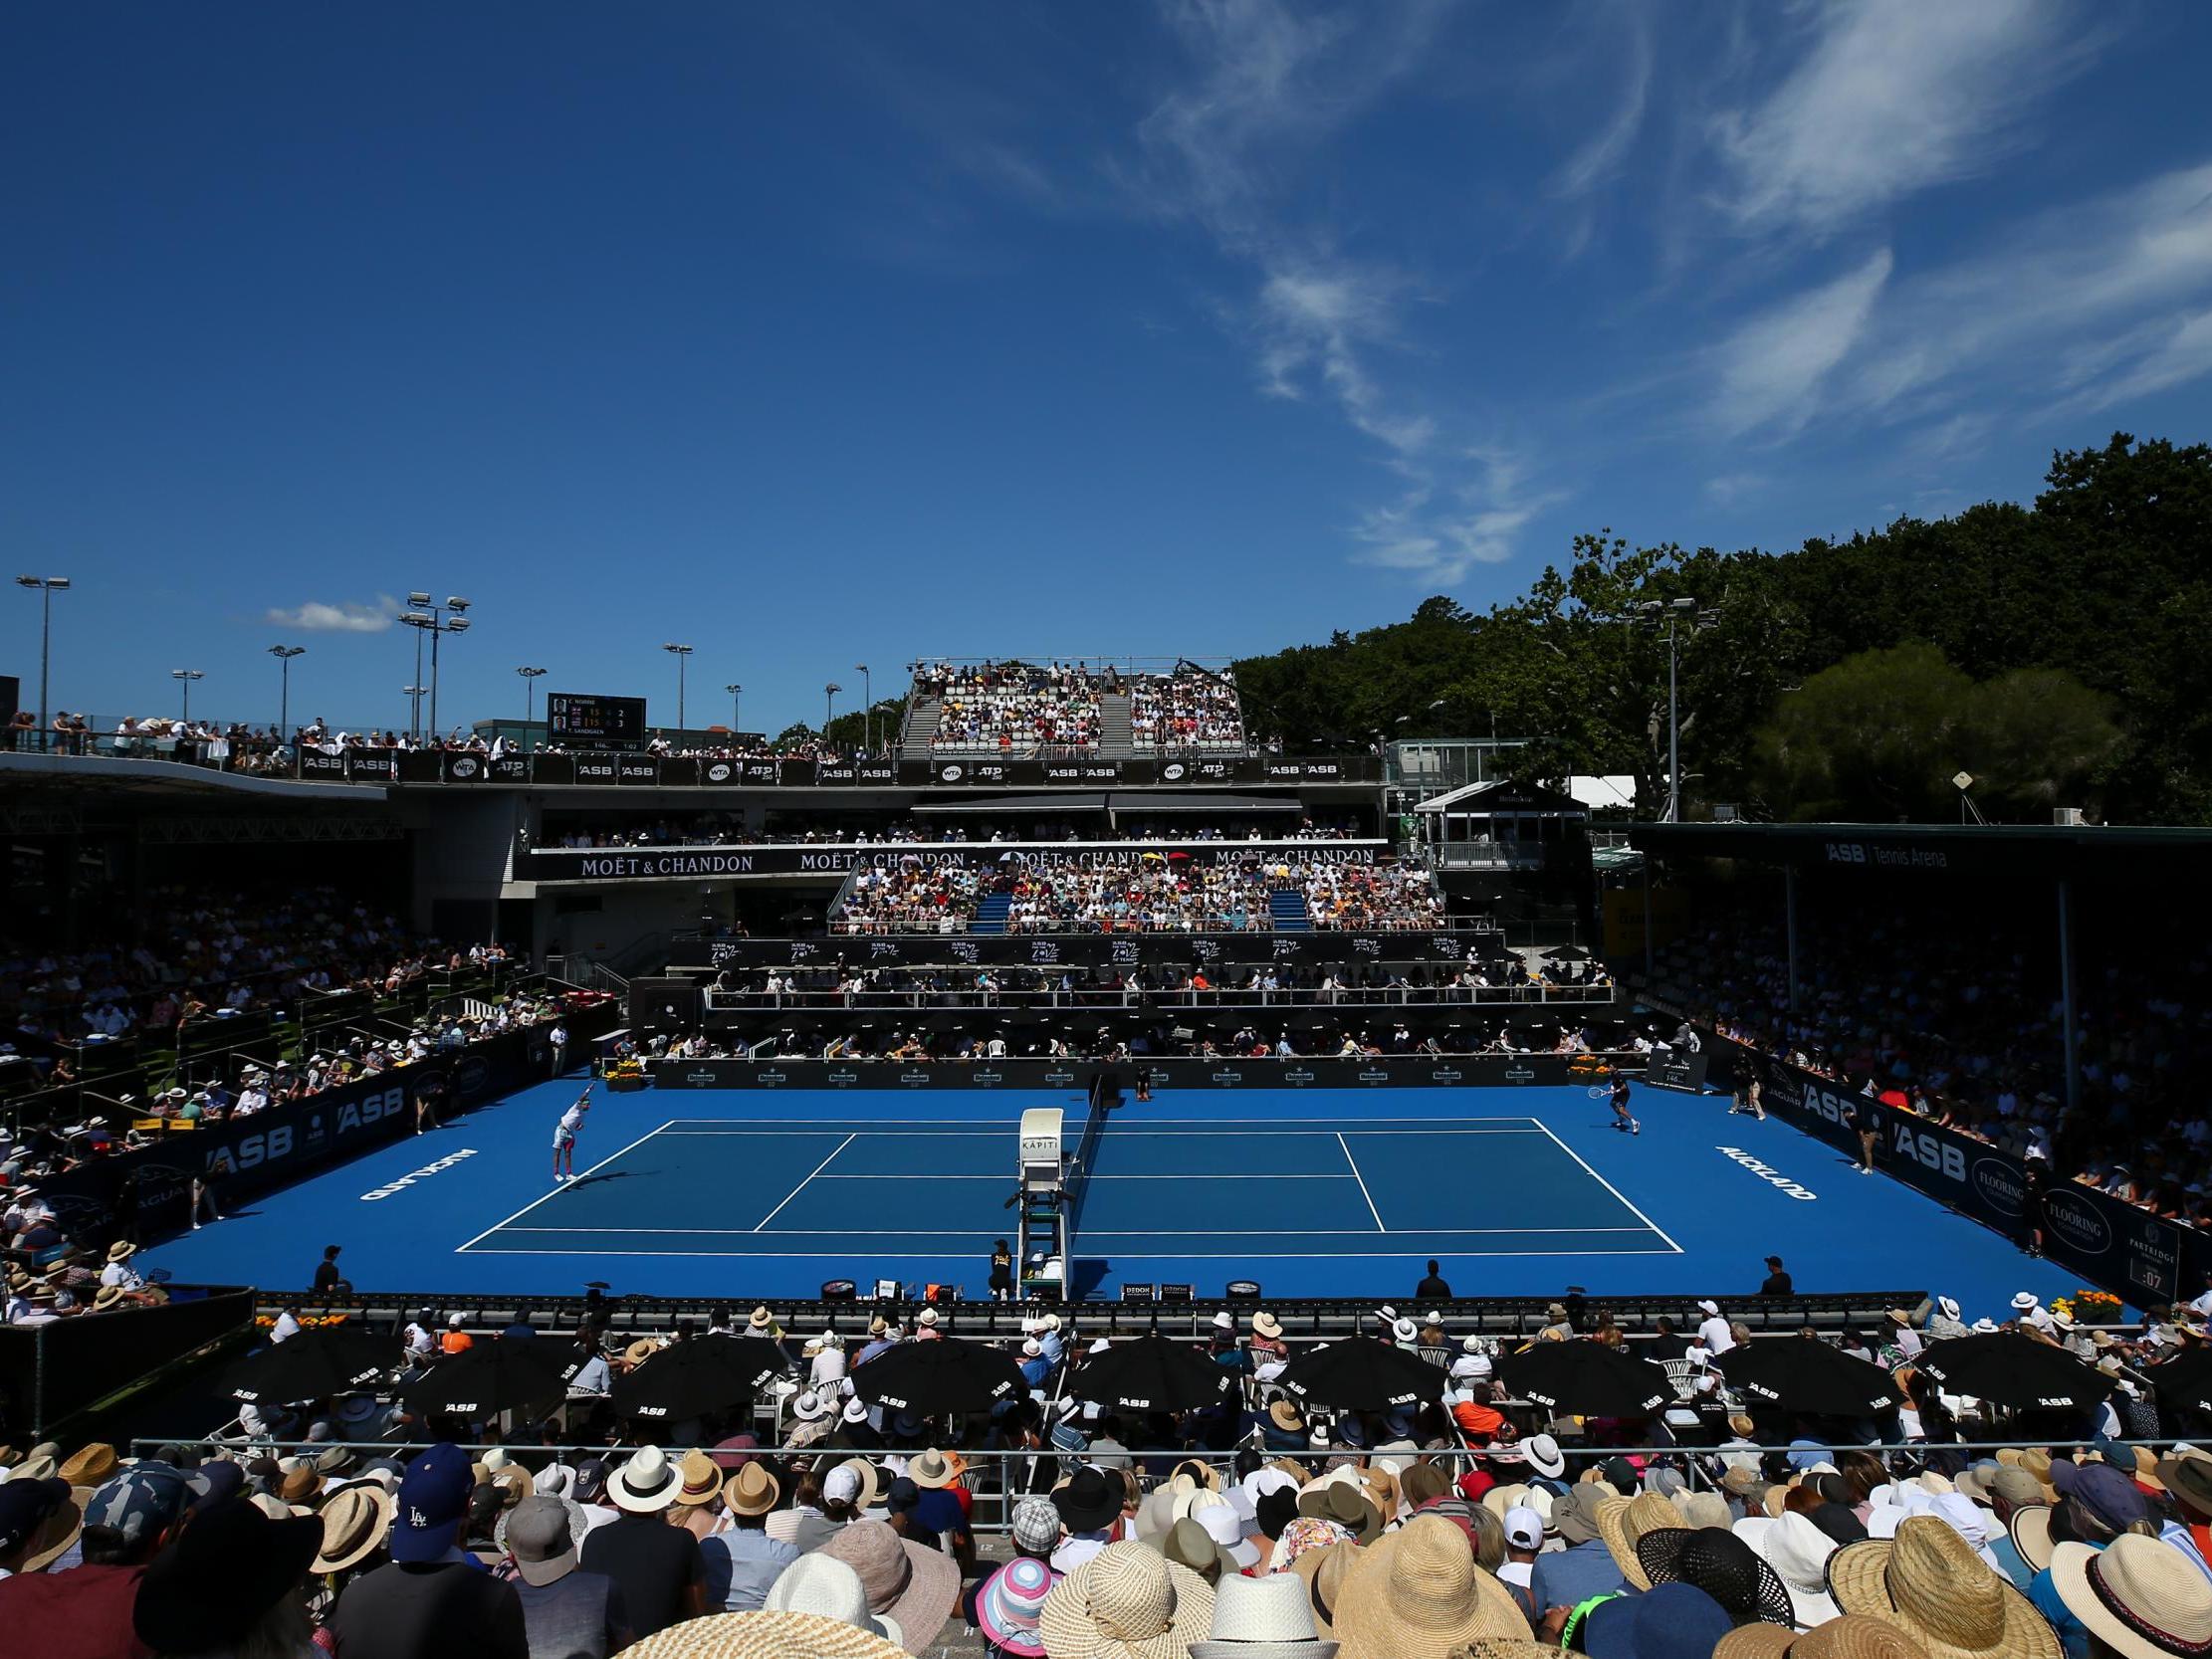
[900,698,941,760]
[1097,693,1133,759]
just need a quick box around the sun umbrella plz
[1496,1341,1671,1416]
[850,1337,1027,1415]
[224,1328,394,1405]
[1913,1332,2114,1411]
[1719,1339,1905,1415]
[1277,1337,1445,1411]
[612,1337,793,1423]
[402,1340,573,1419]
[2142,1348,2212,1415]
[1543,943,1597,961]
[1067,1335,1238,1412]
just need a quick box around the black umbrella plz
[402,1339,573,1419]
[2144,1348,2212,1415]
[1543,943,1597,961]
[1496,1341,1671,1416]
[1068,1336,1238,1412]
[1914,1333,2114,1411]
[1720,1340,1904,1415]
[225,1328,394,1405]
[612,1337,793,1423]
[1277,1338,1445,1411]
[850,1337,1026,1415]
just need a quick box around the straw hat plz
[624,1339,662,1366]
[2051,1534,2212,1659]
[1717,1618,1935,1659]
[762,1554,904,1649]
[1330,1515,1525,1659]
[908,1448,958,1491]
[1826,1515,2059,1659]
[618,1610,907,1659]
[725,1463,780,1517]
[1253,1312,1284,1340]
[313,1484,393,1573]
[1190,1569,1340,1659]
[58,1444,117,1487]
[1269,1400,1305,1433]
[1597,1491,1686,1590]
[822,1519,959,1654]
[1289,1541,1360,1639]
[747,1306,774,1331]
[676,1451,723,1509]
[1039,1540,1217,1659]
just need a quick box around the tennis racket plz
[1587,1084,1614,1099]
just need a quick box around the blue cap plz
[86,1465,190,1548]
[0,1477,70,1558]
[1581,1583,1736,1659]
[391,1443,476,1562]
[183,1461,245,1513]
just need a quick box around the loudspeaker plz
[1225,1280,1262,1300]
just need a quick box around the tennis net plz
[1065,1092,1110,1240]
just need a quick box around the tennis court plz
[455,1115,1678,1261]
[147,1079,2083,1306]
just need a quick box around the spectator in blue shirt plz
[1527,1487,1629,1612]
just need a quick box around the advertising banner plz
[648,1055,1579,1091]
[1706,1033,2186,1305]
[675,930,1501,969]
[521,840,1389,886]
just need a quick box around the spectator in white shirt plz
[1695,1299,1736,1355]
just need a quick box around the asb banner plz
[296,751,1382,789]
[673,931,1509,970]
[1707,1033,2185,1305]
[649,1055,1584,1091]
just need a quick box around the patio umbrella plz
[1720,1339,1905,1415]
[613,1336,792,1423]
[2141,1348,2212,1415]
[1067,1336,1238,1412]
[225,1328,394,1405]
[1277,1338,1445,1411]
[850,1337,1026,1415]
[1913,1333,2113,1411]
[1543,944,1597,960]
[1496,1341,1671,1416]
[402,1340,573,1419]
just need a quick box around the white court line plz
[456,1120,677,1252]
[651,1127,1546,1139]
[751,1134,858,1232]
[654,1116,1545,1129]
[1337,1133,1387,1232]
[1530,1121,1684,1254]
[488,1223,1657,1236]
[460,1244,1680,1259]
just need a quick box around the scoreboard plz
[547,693,647,749]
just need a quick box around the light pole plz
[517,666,547,737]
[397,594,472,743]
[663,643,694,729]
[15,575,70,742]
[171,669,205,724]
[824,682,841,740]
[1635,595,1716,822]
[854,663,872,753]
[267,646,305,737]
[725,683,743,735]
[402,686,428,736]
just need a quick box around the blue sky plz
[5,2,2210,737]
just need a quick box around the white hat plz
[1213,1311,1234,1332]
[841,1397,870,1425]
[447,1313,464,1329]
[1502,1506,1542,1552]
[1937,1297,1962,1320]
[791,1389,830,1422]
[763,1552,905,1650]
[1520,1433,1566,1480]
[1460,1336,1483,1355]
[1389,1318,1419,1344]
[822,1464,863,1504]
[1697,1299,1720,1317]
[1022,1338,1043,1357]
[2012,1292,2040,1311]
[607,1446,681,1513]
[1189,1565,1336,1659]
[917,1308,939,1328]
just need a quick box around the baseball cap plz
[505,1495,578,1586]
[1502,1505,1543,1552]
[184,1461,245,1513]
[391,1443,476,1562]
[86,1465,190,1550]
[822,1464,863,1505]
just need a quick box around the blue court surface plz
[147,1081,2084,1310]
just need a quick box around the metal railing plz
[701,983,1618,1013]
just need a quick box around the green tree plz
[1754,644,1975,820]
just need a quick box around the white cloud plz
[1253,261,1435,453]
[2090,307,2212,406]
[1552,12,1653,198]
[1703,473,1763,507]
[1712,1,2092,236]
[1712,248,1892,436]
[1352,448,1564,582]
[263,596,399,633]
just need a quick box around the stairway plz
[970,893,1012,935]
[1268,890,1311,933]
[900,698,941,760]
[1096,693,1133,759]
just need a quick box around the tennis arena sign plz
[1715,1146,1817,1200]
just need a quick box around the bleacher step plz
[1097,693,1133,759]
[1268,890,1311,933]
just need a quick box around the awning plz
[911,792,1109,815]
[1108,792,1303,814]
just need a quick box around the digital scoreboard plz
[547,693,647,749]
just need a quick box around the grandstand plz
[909,658,1248,758]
